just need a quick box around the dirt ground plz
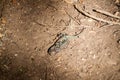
[0,0,120,80]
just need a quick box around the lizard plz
[47,27,85,55]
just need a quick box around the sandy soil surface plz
[0,0,120,80]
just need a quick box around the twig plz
[74,27,85,36]
[93,9,120,19]
[34,21,46,27]
[74,4,120,25]
[65,10,81,25]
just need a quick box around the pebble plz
[92,54,97,59]
[0,33,4,38]
[81,58,86,61]
[14,54,18,57]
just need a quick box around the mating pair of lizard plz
[47,28,85,55]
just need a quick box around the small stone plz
[64,67,67,69]
[93,54,96,59]
[50,73,53,76]
[81,58,86,61]
[2,47,5,50]
[25,43,28,46]
[14,54,18,57]
[0,33,4,38]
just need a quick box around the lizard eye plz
[57,33,61,36]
